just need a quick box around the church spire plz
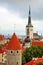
[26,6,33,27]
[28,6,31,25]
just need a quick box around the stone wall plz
[0,63,6,65]
[6,50,22,65]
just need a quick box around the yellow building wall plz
[26,27,33,39]
[0,54,2,62]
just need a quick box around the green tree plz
[0,45,2,50]
[25,47,32,62]
[36,62,43,65]
[25,52,32,62]
[22,46,43,65]
[30,46,42,58]
[22,55,26,65]
[22,52,26,65]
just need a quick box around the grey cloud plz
[0,0,43,20]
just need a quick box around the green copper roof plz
[26,23,33,27]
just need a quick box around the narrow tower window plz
[17,62,18,64]
[11,51,13,53]
[17,51,18,53]
[27,29,29,35]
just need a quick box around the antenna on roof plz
[14,24,16,33]
[41,33,42,37]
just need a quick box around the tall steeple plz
[28,6,31,25]
[26,6,33,39]
[26,6,33,27]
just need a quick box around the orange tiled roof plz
[7,33,21,50]
[2,45,7,53]
[0,49,6,53]
[32,41,43,46]
[25,58,43,65]
[0,45,7,53]
[0,35,5,41]
[35,58,43,64]
[0,50,3,53]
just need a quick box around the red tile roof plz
[0,50,3,53]
[36,58,43,63]
[32,41,43,46]
[0,35,5,41]
[2,45,7,53]
[0,45,7,53]
[7,33,21,50]
[0,49,6,54]
[25,58,43,65]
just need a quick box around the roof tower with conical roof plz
[7,33,21,50]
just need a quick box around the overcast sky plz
[0,0,43,35]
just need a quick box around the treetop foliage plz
[22,45,43,65]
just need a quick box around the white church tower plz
[26,7,33,39]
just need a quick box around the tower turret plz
[6,33,22,65]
